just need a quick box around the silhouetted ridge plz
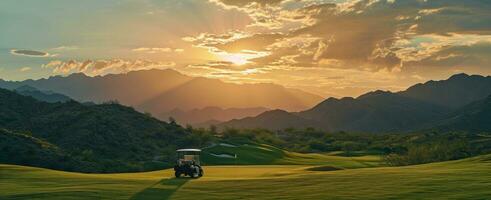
[448,73,469,80]
[0,69,322,124]
[357,90,393,99]
[220,73,491,132]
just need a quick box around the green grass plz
[2,154,491,199]
[202,143,382,168]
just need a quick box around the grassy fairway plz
[202,143,382,168]
[2,154,491,200]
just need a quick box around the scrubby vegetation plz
[190,126,491,166]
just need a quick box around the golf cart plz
[174,149,204,178]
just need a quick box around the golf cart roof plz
[176,149,201,152]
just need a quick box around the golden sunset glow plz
[2,0,491,98]
[216,50,270,66]
[2,1,491,198]
[220,53,250,65]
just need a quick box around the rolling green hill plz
[1,154,491,199]
[201,142,382,168]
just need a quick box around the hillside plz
[0,88,190,172]
[0,69,323,122]
[428,94,491,132]
[14,85,71,103]
[301,91,449,132]
[0,129,74,170]
[220,109,323,130]
[161,107,269,126]
[1,154,491,199]
[220,92,449,132]
[220,74,491,132]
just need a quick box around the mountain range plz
[220,73,491,133]
[0,69,322,125]
[1,71,489,133]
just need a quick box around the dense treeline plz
[189,126,491,166]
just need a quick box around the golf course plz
[2,151,491,200]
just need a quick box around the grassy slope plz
[2,154,491,200]
[202,143,382,168]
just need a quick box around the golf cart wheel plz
[190,168,199,178]
[199,168,204,177]
[175,171,181,178]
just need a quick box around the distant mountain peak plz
[448,73,470,80]
[67,72,88,78]
[357,90,393,99]
[126,68,184,76]
[401,73,491,108]
[261,109,290,116]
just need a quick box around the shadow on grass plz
[130,178,190,200]
[305,166,343,171]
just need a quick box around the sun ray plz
[216,50,270,65]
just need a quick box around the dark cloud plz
[406,42,491,68]
[10,49,50,57]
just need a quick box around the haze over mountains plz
[1,70,490,133]
[161,107,269,126]
[0,69,322,125]
[221,74,491,133]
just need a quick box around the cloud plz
[42,59,176,76]
[183,31,271,65]
[201,0,491,72]
[210,0,284,7]
[132,47,184,54]
[10,49,51,57]
[405,41,491,68]
[19,67,31,72]
[209,0,316,29]
[178,0,491,97]
[214,33,283,53]
[50,46,79,51]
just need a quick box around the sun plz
[220,53,250,65]
[216,50,270,66]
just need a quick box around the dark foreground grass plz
[1,154,491,200]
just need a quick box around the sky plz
[1,0,491,98]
